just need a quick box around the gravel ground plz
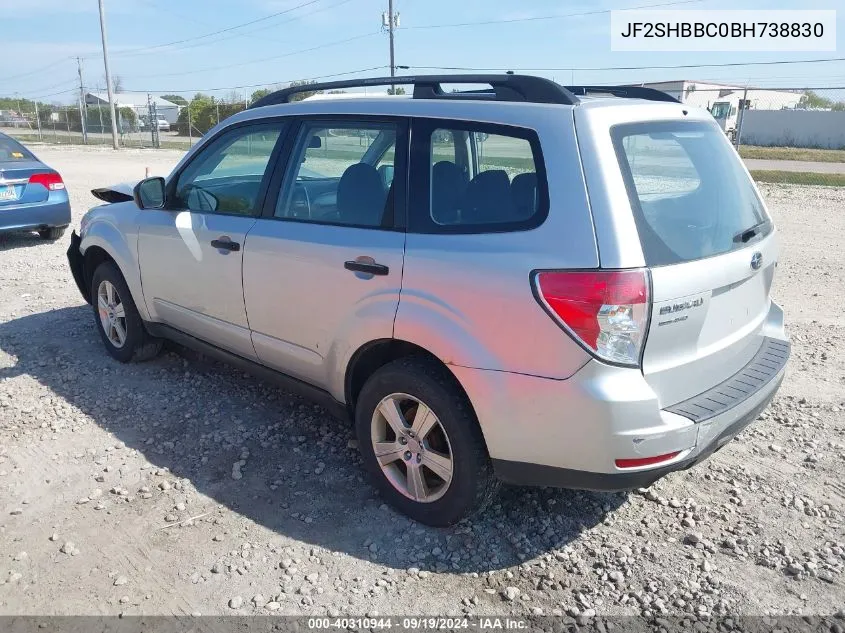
[0,145,843,619]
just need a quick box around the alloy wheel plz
[97,280,127,348]
[370,393,454,503]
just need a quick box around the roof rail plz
[565,85,679,103]
[249,74,580,108]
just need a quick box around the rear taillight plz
[534,269,650,367]
[28,172,65,191]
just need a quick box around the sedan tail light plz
[29,172,65,191]
[534,269,650,367]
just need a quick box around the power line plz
[0,59,72,83]
[129,65,390,94]
[402,57,845,73]
[126,32,380,80]
[133,0,216,28]
[404,0,706,30]
[104,0,324,58]
[26,87,80,100]
[127,0,357,53]
[14,78,79,96]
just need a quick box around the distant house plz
[0,109,29,128]
[84,92,181,125]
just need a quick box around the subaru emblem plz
[750,252,763,270]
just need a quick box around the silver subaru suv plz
[67,75,790,526]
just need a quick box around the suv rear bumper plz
[452,302,789,491]
[492,368,783,490]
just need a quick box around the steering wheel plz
[181,183,219,212]
[289,182,311,219]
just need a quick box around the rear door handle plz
[211,238,240,252]
[344,260,389,276]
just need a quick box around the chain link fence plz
[2,84,843,186]
[0,98,249,151]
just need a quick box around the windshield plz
[612,120,769,266]
[0,135,35,162]
[710,102,731,119]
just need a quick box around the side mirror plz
[134,177,165,209]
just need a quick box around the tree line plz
[175,80,326,135]
[173,82,403,135]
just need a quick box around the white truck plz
[710,99,739,141]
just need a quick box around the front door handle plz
[344,260,389,276]
[211,237,240,252]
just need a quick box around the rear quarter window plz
[612,121,769,266]
[409,119,549,234]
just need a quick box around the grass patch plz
[739,145,845,163]
[750,170,845,187]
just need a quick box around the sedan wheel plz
[371,393,454,503]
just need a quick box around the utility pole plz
[97,0,119,149]
[76,57,88,144]
[382,1,399,91]
[34,101,42,141]
[735,85,749,150]
[388,0,395,82]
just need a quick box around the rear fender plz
[394,292,591,379]
[394,296,511,372]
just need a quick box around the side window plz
[422,123,546,232]
[172,123,284,216]
[275,121,398,228]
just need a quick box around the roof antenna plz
[506,70,514,75]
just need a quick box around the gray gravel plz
[0,145,843,617]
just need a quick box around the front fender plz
[80,214,148,321]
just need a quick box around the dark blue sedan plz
[0,133,70,240]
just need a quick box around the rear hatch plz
[611,119,776,407]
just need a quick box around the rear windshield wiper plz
[733,220,769,243]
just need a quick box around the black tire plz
[90,261,162,363]
[355,356,499,527]
[38,227,66,240]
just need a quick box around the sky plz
[2,0,843,104]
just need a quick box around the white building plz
[635,80,803,111]
[84,92,181,125]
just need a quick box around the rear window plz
[0,135,34,162]
[612,121,769,266]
